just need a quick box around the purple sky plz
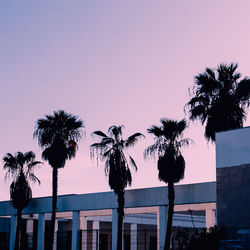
[1,1,250,201]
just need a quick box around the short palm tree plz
[144,118,191,250]
[3,151,41,250]
[90,125,144,250]
[186,63,250,142]
[33,110,83,250]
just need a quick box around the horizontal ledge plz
[0,182,216,216]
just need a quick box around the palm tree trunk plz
[164,181,175,250]
[117,190,124,250]
[14,209,22,250]
[50,166,58,250]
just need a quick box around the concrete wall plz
[216,126,250,168]
[217,165,250,238]
[216,127,250,239]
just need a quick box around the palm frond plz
[175,138,194,148]
[235,77,250,105]
[90,141,111,154]
[144,141,162,159]
[28,173,41,185]
[176,119,187,133]
[24,151,36,162]
[125,133,144,147]
[108,125,124,142]
[205,67,216,80]
[104,160,110,176]
[147,126,163,137]
[92,130,108,138]
[3,153,17,171]
[129,156,138,171]
[103,149,112,157]
[189,105,207,123]
[27,161,43,170]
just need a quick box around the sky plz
[1,0,250,201]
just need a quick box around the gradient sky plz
[1,1,250,201]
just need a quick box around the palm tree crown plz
[3,151,41,209]
[144,118,191,184]
[91,125,144,194]
[186,63,250,142]
[34,110,84,167]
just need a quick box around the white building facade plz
[0,182,216,250]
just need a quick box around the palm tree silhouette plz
[144,118,191,250]
[34,110,83,250]
[186,63,250,142]
[90,125,144,250]
[3,151,41,250]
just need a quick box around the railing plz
[79,229,157,250]
[0,228,158,250]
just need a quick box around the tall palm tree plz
[144,118,191,250]
[33,110,83,250]
[90,125,144,250]
[186,63,250,142]
[3,151,41,250]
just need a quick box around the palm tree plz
[186,63,250,142]
[144,118,191,250]
[33,110,83,250]
[3,151,41,250]
[90,125,144,250]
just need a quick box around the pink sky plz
[1,1,250,201]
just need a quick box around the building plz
[1,126,250,249]
[0,182,216,250]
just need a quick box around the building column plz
[9,215,17,250]
[112,209,118,250]
[92,221,99,250]
[205,209,215,229]
[26,219,34,248]
[26,219,33,233]
[130,224,137,250]
[72,211,80,250]
[37,214,45,250]
[53,219,58,250]
[157,206,168,250]
[80,217,87,250]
